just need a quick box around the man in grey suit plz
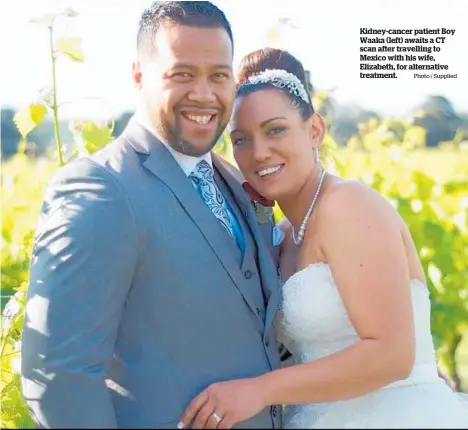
[21,2,283,428]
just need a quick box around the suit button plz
[265,337,270,347]
[244,270,253,279]
[272,406,278,417]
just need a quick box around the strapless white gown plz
[275,263,468,428]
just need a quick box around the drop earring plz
[315,147,320,164]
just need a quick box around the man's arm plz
[21,158,138,428]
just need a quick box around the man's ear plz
[308,112,326,149]
[132,61,143,89]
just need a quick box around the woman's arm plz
[178,182,417,429]
[258,181,416,405]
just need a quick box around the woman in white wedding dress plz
[179,48,468,429]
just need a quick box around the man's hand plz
[178,378,267,429]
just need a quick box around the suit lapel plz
[123,118,265,325]
[213,155,281,334]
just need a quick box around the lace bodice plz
[275,263,468,428]
[276,263,438,380]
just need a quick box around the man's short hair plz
[137,1,234,58]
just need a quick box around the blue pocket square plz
[272,225,285,247]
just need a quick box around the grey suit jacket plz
[21,118,283,429]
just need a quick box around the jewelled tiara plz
[239,68,310,104]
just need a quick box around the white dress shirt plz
[136,114,246,251]
[135,114,284,250]
[136,114,212,178]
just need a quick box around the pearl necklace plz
[292,169,327,246]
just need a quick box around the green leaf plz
[1,374,35,428]
[13,104,48,138]
[79,122,114,154]
[412,171,435,201]
[403,125,426,149]
[57,37,85,62]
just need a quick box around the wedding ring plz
[212,412,222,423]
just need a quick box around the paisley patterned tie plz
[190,160,235,239]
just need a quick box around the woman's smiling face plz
[230,88,320,202]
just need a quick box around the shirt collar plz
[136,113,212,177]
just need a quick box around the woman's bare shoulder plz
[319,178,401,225]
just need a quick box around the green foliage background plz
[1,9,468,429]
[2,108,468,430]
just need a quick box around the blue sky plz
[1,0,466,120]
